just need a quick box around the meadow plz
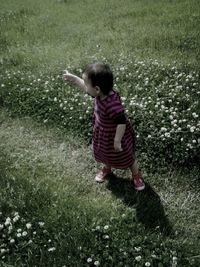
[0,0,200,266]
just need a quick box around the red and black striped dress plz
[92,90,136,169]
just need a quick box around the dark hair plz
[83,62,113,95]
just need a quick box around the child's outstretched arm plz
[63,70,86,92]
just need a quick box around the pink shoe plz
[133,172,145,191]
[95,167,112,183]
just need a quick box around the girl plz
[63,62,145,190]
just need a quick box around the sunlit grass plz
[0,0,200,71]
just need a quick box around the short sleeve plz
[106,97,125,120]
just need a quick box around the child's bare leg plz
[95,164,112,183]
[103,164,112,170]
[129,159,145,190]
[129,159,139,176]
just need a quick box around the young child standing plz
[63,62,145,190]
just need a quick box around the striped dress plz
[92,90,136,169]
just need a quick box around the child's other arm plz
[63,71,86,92]
[114,124,126,152]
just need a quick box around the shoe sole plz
[135,185,145,191]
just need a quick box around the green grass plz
[0,107,200,266]
[0,0,200,71]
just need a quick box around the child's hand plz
[114,140,123,152]
[63,70,74,82]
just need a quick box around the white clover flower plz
[134,247,141,252]
[145,262,151,267]
[190,126,196,133]
[13,215,20,223]
[8,225,13,232]
[1,84,5,87]
[103,235,109,239]
[160,127,167,132]
[38,222,45,227]
[17,233,22,238]
[0,224,4,230]
[164,132,171,138]
[48,247,56,252]
[94,260,100,266]
[5,217,11,226]
[192,113,199,118]
[54,97,57,102]
[135,255,142,261]
[22,231,28,237]
[26,223,32,229]
[1,249,6,254]
[10,239,15,244]
[87,258,93,263]
[104,225,109,230]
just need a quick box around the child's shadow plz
[106,174,173,236]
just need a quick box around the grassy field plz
[0,108,200,266]
[0,0,200,266]
[0,0,200,71]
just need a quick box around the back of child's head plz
[83,62,113,95]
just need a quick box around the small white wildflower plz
[135,255,142,262]
[33,231,37,235]
[38,222,45,227]
[164,132,171,138]
[103,235,109,239]
[10,239,15,244]
[17,233,22,238]
[87,258,92,263]
[104,225,109,230]
[134,247,141,252]
[1,249,6,254]
[5,217,11,226]
[1,84,5,87]
[0,224,4,230]
[54,97,57,102]
[94,260,100,266]
[26,223,32,229]
[145,262,151,267]
[13,215,20,223]
[172,256,178,263]
[160,127,167,132]
[48,247,56,252]
[17,228,22,233]
[22,231,28,237]
[8,225,13,233]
